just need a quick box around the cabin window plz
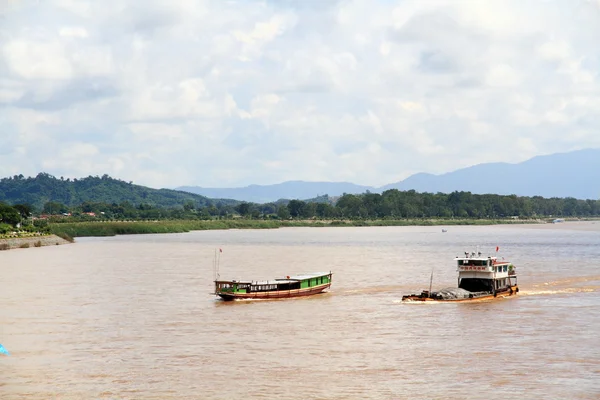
[503,265,507,273]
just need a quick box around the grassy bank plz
[49,218,543,238]
[49,220,282,237]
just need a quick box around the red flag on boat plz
[496,246,499,252]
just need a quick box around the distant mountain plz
[382,149,600,199]
[4,149,595,210]
[177,181,374,203]
[0,173,238,210]
[178,149,600,202]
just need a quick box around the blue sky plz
[1,0,599,188]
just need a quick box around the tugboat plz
[402,249,518,302]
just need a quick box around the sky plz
[1,0,600,189]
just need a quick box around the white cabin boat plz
[402,250,519,302]
[455,250,518,294]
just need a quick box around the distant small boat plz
[441,229,448,233]
[214,272,332,300]
[402,249,518,302]
[552,219,564,224]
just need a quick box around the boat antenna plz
[217,248,222,280]
[429,269,434,294]
[213,248,217,282]
[213,248,222,281]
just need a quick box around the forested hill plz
[0,173,237,210]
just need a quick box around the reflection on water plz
[1,223,599,399]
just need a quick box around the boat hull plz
[216,283,331,301]
[402,285,519,303]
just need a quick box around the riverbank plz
[0,234,72,250]
[48,218,546,238]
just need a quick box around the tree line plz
[13,189,599,224]
[233,190,600,219]
[2,172,599,224]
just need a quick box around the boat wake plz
[532,275,600,288]
[522,275,600,296]
[339,285,410,296]
[518,287,596,296]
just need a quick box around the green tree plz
[235,202,252,217]
[183,200,196,212]
[12,204,32,219]
[277,205,291,220]
[43,201,68,215]
[315,202,334,218]
[0,203,21,226]
[287,200,306,218]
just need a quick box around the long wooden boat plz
[214,272,332,301]
[402,249,519,302]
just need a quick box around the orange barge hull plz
[402,285,519,302]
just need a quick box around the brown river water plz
[1,223,599,399]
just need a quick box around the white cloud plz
[59,26,89,38]
[1,0,599,189]
[4,40,73,80]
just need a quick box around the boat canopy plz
[285,272,331,281]
[216,272,331,286]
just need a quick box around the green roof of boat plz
[286,272,331,280]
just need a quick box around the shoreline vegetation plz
[47,218,552,238]
[3,174,600,250]
[2,218,596,249]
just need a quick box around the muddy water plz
[1,223,599,399]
